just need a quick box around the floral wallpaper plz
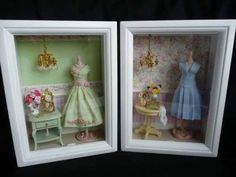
[133,35,211,92]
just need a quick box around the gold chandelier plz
[139,34,159,68]
[37,38,58,71]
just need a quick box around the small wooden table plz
[28,109,64,150]
[134,103,162,139]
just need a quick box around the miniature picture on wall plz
[133,34,210,143]
[16,35,105,151]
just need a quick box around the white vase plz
[152,94,160,102]
[28,103,40,116]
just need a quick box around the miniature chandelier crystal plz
[139,34,159,68]
[37,38,58,71]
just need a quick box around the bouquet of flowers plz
[138,83,162,110]
[25,89,42,116]
[146,83,161,99]
[41,88,55,113]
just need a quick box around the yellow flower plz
[152,88,160,94]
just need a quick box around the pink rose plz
[25,89,42,106]
[34,96,41,104]
[30,92,36,98]
[34,90,41,97]
[25,95,33,105]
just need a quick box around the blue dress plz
[171,61,201,120]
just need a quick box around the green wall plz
[16,37,103,86]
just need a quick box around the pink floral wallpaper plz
[133,35,211,92]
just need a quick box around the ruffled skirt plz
[62,86,103,128]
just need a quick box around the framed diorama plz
[120,20,236,157]
[0,20,117,166]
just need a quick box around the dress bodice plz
[178,61,200,87]
[72,64,90,81]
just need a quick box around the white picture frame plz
[0,20,117,167]
[120,20,236,157]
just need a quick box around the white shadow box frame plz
[120,20,236,157]
[0,20,117,167]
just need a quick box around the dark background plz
[0,0,236,177]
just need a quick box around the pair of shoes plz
[171,128,192,140]
[75,131,97,142]
[75,132,87,141]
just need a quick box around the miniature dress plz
[62,64,103,128]
[171,61,201,120]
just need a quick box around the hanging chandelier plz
[37,38,58,71]
[139,34,159,68]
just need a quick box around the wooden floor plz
[133,128,204,143]
[28,130,105,151]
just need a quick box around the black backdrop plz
[0,0,236,177]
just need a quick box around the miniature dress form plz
[62,56,103,138]
[171,51,201,139]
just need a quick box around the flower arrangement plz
[41,88,55,113]
[138,82,162,110]
[146,83,162,99]
[25,89,42,116]
[24,88,56,116]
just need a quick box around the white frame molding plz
[120,20,236,157]
[0,20,117,167]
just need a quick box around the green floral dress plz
[62,65,103,128]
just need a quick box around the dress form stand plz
[74,57,94,141]
[172,50,196,140]
[62,55,103,142]
[74,57,90,140]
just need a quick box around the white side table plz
[28,109,64,150]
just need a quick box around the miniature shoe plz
[171,128,192,140]
[75,132,88,141]
[88,132,97,140]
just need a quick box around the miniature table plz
[28,109,64,150]
[134,103,162,139]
